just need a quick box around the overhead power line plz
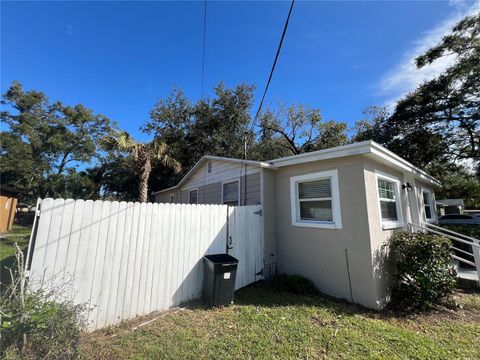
[252,0,295,128]
[201,0,208,98]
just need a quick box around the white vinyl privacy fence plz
[26,199,263,330]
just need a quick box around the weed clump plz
[0,244,87,359]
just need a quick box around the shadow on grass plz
[180,279,479,323]
[234,280,374,315]
[178,280,379,320]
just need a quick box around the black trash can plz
[203,253,239,306]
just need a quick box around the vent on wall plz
[207,161,212,173]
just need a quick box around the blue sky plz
[2,1,479,142]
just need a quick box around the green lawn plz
[0,224,32,289]
[80,282,480,360]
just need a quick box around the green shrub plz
[270,274,318,296]
[442,224,480,239]
[389,231,457,310]
[0,244,87,359]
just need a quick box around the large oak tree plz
[390,14,480,164]
[257,103,349,157]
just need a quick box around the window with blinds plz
[223,181,239,206]
[298,179,333,221]
[290,169,342,229]
[377,179,397,221]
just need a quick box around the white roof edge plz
[269,140,440,186]
[368,141,440,186]
[269,140,373,166]
[202,155,274,168]
[152,155,274,195]
[152,185,178,195]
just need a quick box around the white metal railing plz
[408,222,480,282]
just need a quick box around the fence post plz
[24,198,42,276]
[473,239,480,285]
[226,206,233,253]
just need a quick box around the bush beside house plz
[389,231,457,309]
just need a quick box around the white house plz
[154,140,440,309]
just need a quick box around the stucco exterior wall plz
[273,155,382,308]
[362,159,404,308]
[362,158,437,308]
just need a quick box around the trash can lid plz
[204,253,239,264]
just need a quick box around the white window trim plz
[221,178,240,206]
[375,170,404,230]
[290,169,342,229]
[188,187,199,204]
[421,187,436,223]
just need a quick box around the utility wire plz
[251,0,295,130]
[201,0,208,98]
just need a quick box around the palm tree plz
[102,131,181,202]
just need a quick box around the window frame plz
[188,188,199,204]
[169,194,175,203]
[221,178,240,206]
[421,187,435,223]
[289,169,342,229]
[374,170,404,230]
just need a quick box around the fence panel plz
[27,199,262,330]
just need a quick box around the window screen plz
[223,181,239,206]
[378,179,398,221]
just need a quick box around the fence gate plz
[228,205,264,290]
[25,199,263,330]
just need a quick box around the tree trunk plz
[138,157,152,203]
